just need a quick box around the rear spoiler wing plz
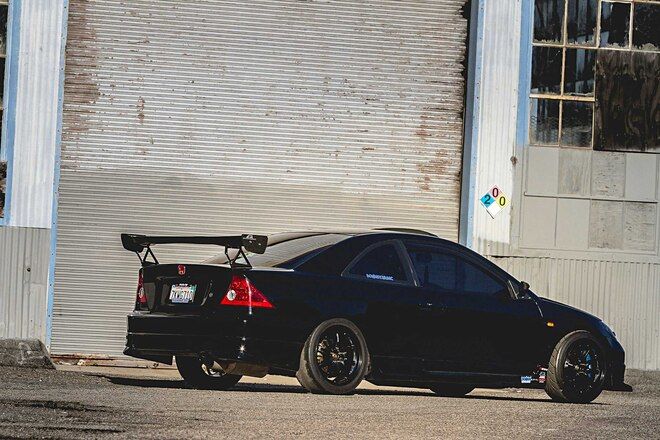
[121,233,268,267]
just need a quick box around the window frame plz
[341,239,415,286]
[403,240,518,299]
[529,0,660,152]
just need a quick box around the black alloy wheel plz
[562,339,604,394]
[296,318,370,395]
[545,331,607,403]
[315,326,361,386]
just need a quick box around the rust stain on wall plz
[415,105,462,191]
[61,0,101,146]
[137,97,146,124]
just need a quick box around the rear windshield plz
[205,233,348,267]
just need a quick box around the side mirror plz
[518,281,531,299]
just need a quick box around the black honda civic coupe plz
[121,229,631,403]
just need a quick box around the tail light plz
[135,269,148,310]
[220,275,274,309]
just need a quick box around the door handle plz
[418,302,446,313]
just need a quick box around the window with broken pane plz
[534,0,565,43]
[600,1,630,48]
[567,0,598,46]
[633,3,660,51]
[530,0,659,153]
[564,48,596,95]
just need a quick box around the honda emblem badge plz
[178,265,186,276]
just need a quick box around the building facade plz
[0,0,658,370]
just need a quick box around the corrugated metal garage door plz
[53,0,468,354]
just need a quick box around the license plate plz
[169,284,197,304]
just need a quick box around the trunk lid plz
[141,263,235,314]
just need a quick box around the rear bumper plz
[124,313,302,371]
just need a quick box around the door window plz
[407,246,506,296]
[347,244,408,283]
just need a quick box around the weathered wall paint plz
[0,227,51,341]
[6,0,66,229]
[53,0,470,355]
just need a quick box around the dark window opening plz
[600,2,631,48]
[567,0,598,46]
[633,3,660,51]
[532,46,563,94]
[564,48,596,96]
[534,0,565,44]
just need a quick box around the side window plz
[348,244,407,283]
[407,246,506,296]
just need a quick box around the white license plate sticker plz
[169,284,197,304]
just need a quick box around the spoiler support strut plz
[121,233,268,268]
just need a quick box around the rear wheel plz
[545,331,606,403]
[175,355,242,390]
[430,384,475,397]
[296,318,369,395]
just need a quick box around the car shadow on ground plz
[100,375,587,403]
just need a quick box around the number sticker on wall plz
[479,186,510,218]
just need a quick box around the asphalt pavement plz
[0,366,658,439]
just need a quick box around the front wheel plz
[296,318,370,395]
[175,356,242,390]
[545,331,607,403]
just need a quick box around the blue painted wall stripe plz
[516,0,533,149]
[458,0,486,249]
[46,0,70,348]
[0,0,22,226]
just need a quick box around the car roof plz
[267,228,437,241]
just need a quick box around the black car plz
[121,229,631,403]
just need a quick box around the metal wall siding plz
[493,257,660,370]
[53,0,469,354]
[7,0,66,229]
[470,0,522,256]
[0,227,51,340]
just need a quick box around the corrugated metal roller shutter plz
[53,0,468,354]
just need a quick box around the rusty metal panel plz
[492,256,660,370]
[0,227,51,341]
[5,0,66,228]
[53,0,469,355]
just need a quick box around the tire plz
[545,330,607,404]
[175,355,242,390]
[430,384,475,397]
[296,318,370,395]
